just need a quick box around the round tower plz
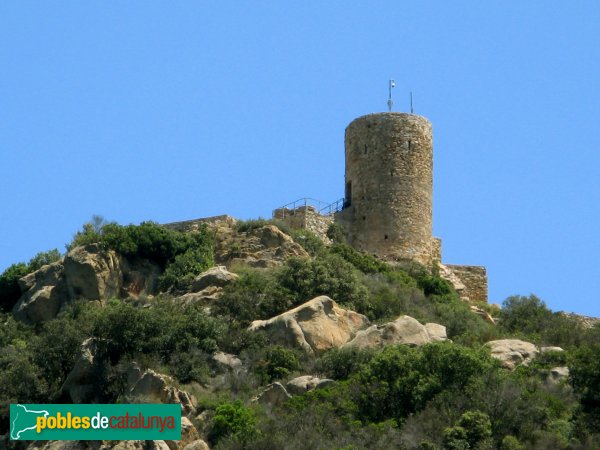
[341,112,433,265]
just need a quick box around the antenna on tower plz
[387,79,395,112]
[410,91,414,113]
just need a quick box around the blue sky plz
[1,2,599,315]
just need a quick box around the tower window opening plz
[364,145,368,155]
[384,235,388,240]
[408,140,412,151]
[344,181,352,208]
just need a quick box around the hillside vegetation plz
[1,218,600,449]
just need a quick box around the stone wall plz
[274,206,334,243]
[341,112,433,266]
[163,215,236,233]
[445,264,488,303]
[431,237,442,262]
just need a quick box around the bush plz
[234,218,270,233]
[89,299,225,363]
[254,345,301,384]
[329,243,391,274]
[289,229,324,256]
[278,254,367,307]
[209,401,258,445]
[354,342,496,425]
[417,273,454,297]
[317,347,376,380]
[326,223,347,244]
[215,268,293,326]
[569,343,600,431]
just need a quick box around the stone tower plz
[337,112,434,266]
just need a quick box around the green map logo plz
[11,405,50,440]
[10,404,181,441]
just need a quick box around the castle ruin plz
[168,111,489,302]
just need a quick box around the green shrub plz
[29,316,90,396]
[442,426,470,450]
[168,349,211,384]
[326,223,347,244]
[317,347,376,380]
[329,243,391,274]
[354,342,496,425]
[278,254,367,306]
[289,229,324,256]
[235,218,270,233]
[209,401,258,445]
[417,273,454,297]
[215,268,293,326]
[254,345,301,384]
[499,295,553,336]
[500,435,525,450]
[456,410,492,449]
[27,249,62,272]
[158,247,214,292]
[569,343,600,431]
[89,299,225,363]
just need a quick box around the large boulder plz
[248,296,369,354]
[64,244,125,302]
[343,316,447,350]
[485,339,539,370]
[13,261,68,324]
[286,375,334,395]
[212,351,243,372]
[129,369,196,415]
[191,266,238,292]
[61,338,109,403]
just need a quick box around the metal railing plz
[272,197,345,218]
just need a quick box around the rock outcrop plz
[343,315,448,350]
[191,266,238,292]
[13,261,68,324]
[64,244,125,302]
[215,224,309,268]
[286,375,334,395]
[61,338,109,403]
[249,296,369,354]
[485,339,539,370]
[129,369,196,415]
[164,417,201,450]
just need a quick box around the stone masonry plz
[273,206,334,243]
[336,113,433,266]
[445,264,488,303]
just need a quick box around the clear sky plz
[1,2,599,315]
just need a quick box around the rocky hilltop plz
[1,217,599,449]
